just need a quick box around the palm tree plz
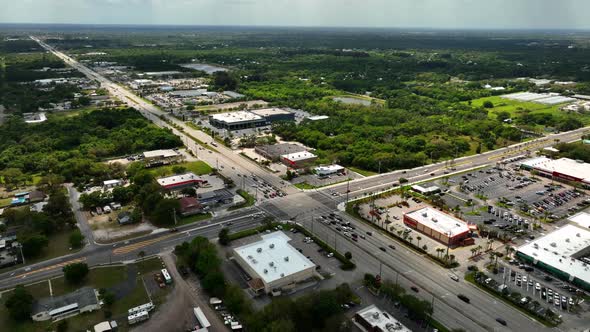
[470,248,477,257]
[504,245,512,257]
[416,236,422,248]
[408,236,413,244]
[449,254,456,263]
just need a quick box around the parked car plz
[457,294,470,303]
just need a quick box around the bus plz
[161,268,172,284]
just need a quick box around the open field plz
[0,258,164,332]
[148,160,213,177]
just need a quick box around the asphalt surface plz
[17,36,590,331]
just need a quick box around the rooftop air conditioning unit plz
[431,218,437,222]
[263,269,268,274]
[269,262,274,267]
[269,243,275,249]
[284,256,289,262]
[257,248,262,253]
[280,273,285,277]
[422,212,428,217]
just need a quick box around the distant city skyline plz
[0,0,589,30]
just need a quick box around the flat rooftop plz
[405,207,470,237]
[233,231,315,284]
[250,108,292,117]
[143,149,179,159]
[521,157,590,184]
[569,212,590,229]
[256,143,307,157]
[281,151,317,161]
[307,115,329,121]
[517,224,590,285]
[210,111,263,124]
[156,172,201,187]
[355,304,412,332]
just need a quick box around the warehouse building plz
[142,149,182,167]
[209,111,266,130]
[255,143,307,161]
[520,157,590,187]
[315,164,345,177]
[250,108,295,123]
[411,184,441,195]
[353,304,412,332]
[516,224,590,291]
[403,207,473,246]
[281,151,318,169]
[233,231,316,294]
[32,287,100,321]
[157,172,205,191]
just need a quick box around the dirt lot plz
[88,209,157,243]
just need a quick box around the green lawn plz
[348,167,377,177]
[0,229,82,275]
[470,95,564,118]
[148,160,213,178]
[0,259,163,332]
[177,212,213,226]
[228,189,256,211]
[294,182,316,190]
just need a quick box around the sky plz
[0,0,589,30]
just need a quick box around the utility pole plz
[173,208,177,225]
[19,244,25,265]
[311,216,314,235]
[378,160,382,174]
[346,179,350,204]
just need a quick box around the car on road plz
[449,274,459,282]
[366,231,373,236]
[457,294,470,303]
[410,286,419,293]
[495,318,507,326]
[388,245,396,250]
[379,247,386,252]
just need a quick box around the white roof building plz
[307,115,329,121]
[233,231,316,293]
[23,112,47,123]
[405,207,470,238]
[569,212,590,229]
[521,157,590,185]
[156,172,203,189]
[142,149,180,159]
[315,164,345,176]
[210,111,263,124]
[517,224,590,289]
[281,151,317,162]
[354,304,412,332]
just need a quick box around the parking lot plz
[220,226,354,307]
[483,260,588,317]
[416,165,590,243]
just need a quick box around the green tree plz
[218,228,230,246]
[344,251,352,260]
[20,233,48,258]
[69,229,85,249]
[5,285,34,321]
[150,198,181,226]
[57,320,69,332]
[63,262,89,284]
[483,100,494,108]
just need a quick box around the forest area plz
[0,108,181,187]
[4,29,590,173]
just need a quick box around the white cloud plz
[0,0,588,29]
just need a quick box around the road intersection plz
[7,36,589,331]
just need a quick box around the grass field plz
[148,161,213,178]
[0,229,82,275]
[177,212,212,226]
[349,167,377,177]
[228,189,256,211]
[0,258,163,332]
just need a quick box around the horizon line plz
[1,22,590,33]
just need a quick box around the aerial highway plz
[21,36,590,331]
